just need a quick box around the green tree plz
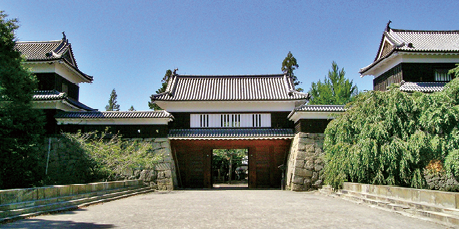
[128,105,135,111]
[149,69,172,110]
[448,64,459,78]
[0,11,46,189]
[308,61,358,105]
[281,51,303,92]
[323,78,459,189]
[105,88,120,111]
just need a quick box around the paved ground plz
[0,190,447,229]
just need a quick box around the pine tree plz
[281,51,303,92]
[149,69,172,110]
[128,105,135,111]
[0,11,46,189]
[105,88,120,111]
[308,61,358,105]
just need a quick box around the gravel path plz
[0,190,446,229]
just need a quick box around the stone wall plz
[424,171,459,192]
[135,138,177,191]
[286,133,325,191]
[42,137,177,191]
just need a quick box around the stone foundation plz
[424,171,459,192]
[42,137,177,191]
[286,132,325,191]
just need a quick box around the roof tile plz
[55,110,173,119]
[399,82,445,93]
[168,128,294,139]
[294,105,346,112]
[152,74,309,101]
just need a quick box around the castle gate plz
[171,139,291,189]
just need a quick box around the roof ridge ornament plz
[386,20,392,32]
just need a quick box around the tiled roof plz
[294,105,345,112]
[360,25,459,75]
[168,128,294,139]
[399,82,445,93]
[55,110,173,119]
[389,29,459,52]
[15,35,93,82]
[151,74,309,101]
[34,90,67,100]
[15,40,69,62]
[33,90,95,111]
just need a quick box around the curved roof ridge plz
[391,28,459,33]
[174,74,285,78]
[151,73,308,101]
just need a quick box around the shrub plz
[324,78,459,190]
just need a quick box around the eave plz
[24,60,93,83]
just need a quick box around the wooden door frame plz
[170,139,291,189]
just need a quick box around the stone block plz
[294,168,313,178]
[107,182,116,190]
[292,176,304,184]
[295,160,305,168]
[36,187,46,200]
[296,151,307,160]
[0,190,18,205]
[302,138,315,144]
[114,181,125,189]
[152,142,161,150]
[304,160,314,170]
[291,183,305,191]
[313,180,323,189]
[297,143,306,151]
[305,144,315,153]
[156,148,167,156]
[314,164,324,172]
[57,185,71,196]
[308,133,317,139]
[139,170,147,180]
[312,172,319,182]
[43,187,59,199]
[298,132,309,138]
[164,170,172,178]
[16,189,35,202]
[314,147,323,154]
[154,138,168,143]
[160,141,170,149]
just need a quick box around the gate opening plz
[212,149,248,189]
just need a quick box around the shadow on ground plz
[0,209,114,229]
[1,218,114,229]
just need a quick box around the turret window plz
[435,69,452,82]
[191,113,270,128]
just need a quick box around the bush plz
[324,78,459,190]
[44,131,163,185]
[445,150,459,179]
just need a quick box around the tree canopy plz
[308,61,358,105]
[105,88,120,111]
[0,11,46,189]
[281,51,303,92]
[324,78,459,189]
[149,69,172,110]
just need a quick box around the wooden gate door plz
[174,142,212,189]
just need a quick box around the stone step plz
[0,186,138,211]
[342,189,459,215]
[334,189,459,227]
[0,187,153,223]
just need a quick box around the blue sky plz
[2,0,459,111]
